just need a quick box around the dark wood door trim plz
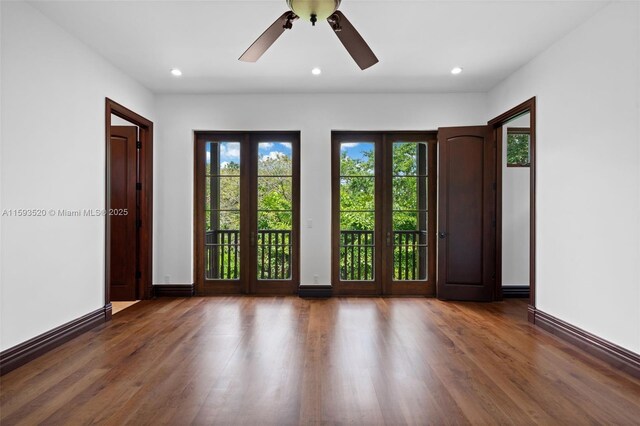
[105,98,154,318]
[249,132,301,295]
[331,132,383,296]
[331,131,437,296]
[194,131,300,295]
[488,97,536,320]
[194,132,249,295]
[381,132,437,296]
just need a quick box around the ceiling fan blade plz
[327,10,378,70]
[239,11,297,62]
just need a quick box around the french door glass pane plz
[340,143,375,176]
[205,141,241,280]
[257,141,292,280]
[258,177,292,211]
[339,142,375,281]
[392,142,428,282]
[340,177,375,211]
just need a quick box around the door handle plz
[250,232,255,246]
[438,231,447,239]
[386,232,391,246]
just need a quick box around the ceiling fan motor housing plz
[286,0,341,22]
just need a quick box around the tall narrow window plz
[391,142,428,281]
[205,141,241,280]
[339,142,376,281]
[257,142,293,280]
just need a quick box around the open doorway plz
[489,97,536,321]
[105,99,153,318]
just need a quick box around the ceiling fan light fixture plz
[311,67,322,75]
[239,0,378,70]
[451,66,463,75]
[170,68,182,77]
[286,0,341,22]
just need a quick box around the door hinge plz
[136,182,142,190]
[136,271,142,279]
[136,219,142,228]
[136,141,142,149]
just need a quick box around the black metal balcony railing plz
[339,230,427,281]
[205,230,292,280]
[206,229,426,282]
[340,230,374,280]
[392,230,427,281]
[257,230,291,280]
[205,230,240,280]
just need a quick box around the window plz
[507,128,530,167]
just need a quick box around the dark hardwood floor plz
[1,298,639,425]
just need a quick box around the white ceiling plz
[29,0,608,94]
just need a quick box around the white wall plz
[488,2,640,353]
[154,93,487,287]
[502,114,530,286]
[0,1,155,351]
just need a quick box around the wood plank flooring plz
[1,297,639,425]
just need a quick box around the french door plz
[194,132,300,295]
[331,132,437,296]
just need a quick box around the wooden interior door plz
[437,126,496,301]
[109,125,138,301]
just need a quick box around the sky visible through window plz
[341,142,373,162]
[205,141,292,166]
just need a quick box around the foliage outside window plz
[507,129,530,167]
[339,142,427,281]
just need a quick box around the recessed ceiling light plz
[311,67,322,76]
[170,68,183,77]
[451,66,463,75]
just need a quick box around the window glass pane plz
[392,211,427,282]
[340,142,375,176]
[258,142,292,175]
[206,141,241,176]
[205,236,240,280]
[258,177,292,211]
[392,177,428,211]
[257,229,292,280]
[392,241,427,281]
[340,211,375,231]
[392,142,427,176]
[507,132,530,166]
[340,243,374,281]
[205,211,240,231]
[206,177,240,210]
[340,176,375,211]
[258,211,292,230]
[338,140,375,282]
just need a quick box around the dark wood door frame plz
[331,131,437,296]
[331,132,383,296]
[105,98,154,319]
[488,97,536,322]
[194,131,301,295]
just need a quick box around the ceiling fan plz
[239,0,379,70]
